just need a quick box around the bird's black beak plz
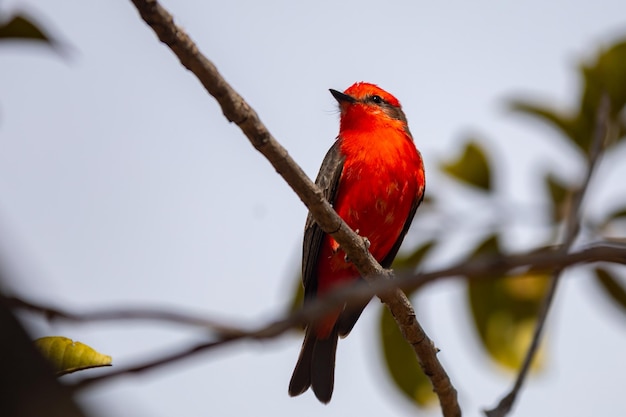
[329,89,356,104]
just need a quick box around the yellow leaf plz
[34,336,112,376]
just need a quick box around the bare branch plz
[6,297,247,336]
[12,242,625,329]
[127,0,460,414]
[9,241,623,392]
[485,94,613,417]
[404,241,626,290]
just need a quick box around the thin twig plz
[11,242,625,331]
[7,298,247,336]
[9,241,622,391]
[11,242,625,334]
[128,0,461,414]
[484,94,612,417]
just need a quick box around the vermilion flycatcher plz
[288,82,425,403]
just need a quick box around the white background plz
[1,1,626,416]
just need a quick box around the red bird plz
[288,82,425,403]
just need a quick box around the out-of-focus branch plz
[10,240,623,391]
[406,241,626,290]
[485,94,612,417]
[8,297,245,335]
[128,0,459,415]
[14,241,626,327]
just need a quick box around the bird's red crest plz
[344,82,401,108]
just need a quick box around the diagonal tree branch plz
[128,0,460,415]
[484,94,612,417]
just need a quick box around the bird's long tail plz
[288,326,338,403]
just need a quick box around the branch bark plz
[128,0,460,415]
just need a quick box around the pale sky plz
[1,1,626,416]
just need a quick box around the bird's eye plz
[371,95,383,104]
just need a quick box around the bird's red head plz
[344,82,401,107]
[330,82,410,138]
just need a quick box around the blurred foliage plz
[606,206,626,222]
[441,141,492,191]
[34,336,112,376]
[287,35,626,409]
[0,13,52,44]
[545,173,572,223]
[511,40,626,154]
[467,236,548,370]
[594,268,626,315]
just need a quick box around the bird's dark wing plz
[302,140,345,301]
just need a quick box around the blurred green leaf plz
[441,140,492,191]
[545,173,571,222]
[594,268,626,315]
[467,235,548,371]
[0,14,51,43]
[509,101,579,146]
[607,207,626,221]
[580,41,626,133]
[511,38,626,155]
[379,307,436,408]
[392,240,435,273]
[34,336,112,376]
[574,44,625,151]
